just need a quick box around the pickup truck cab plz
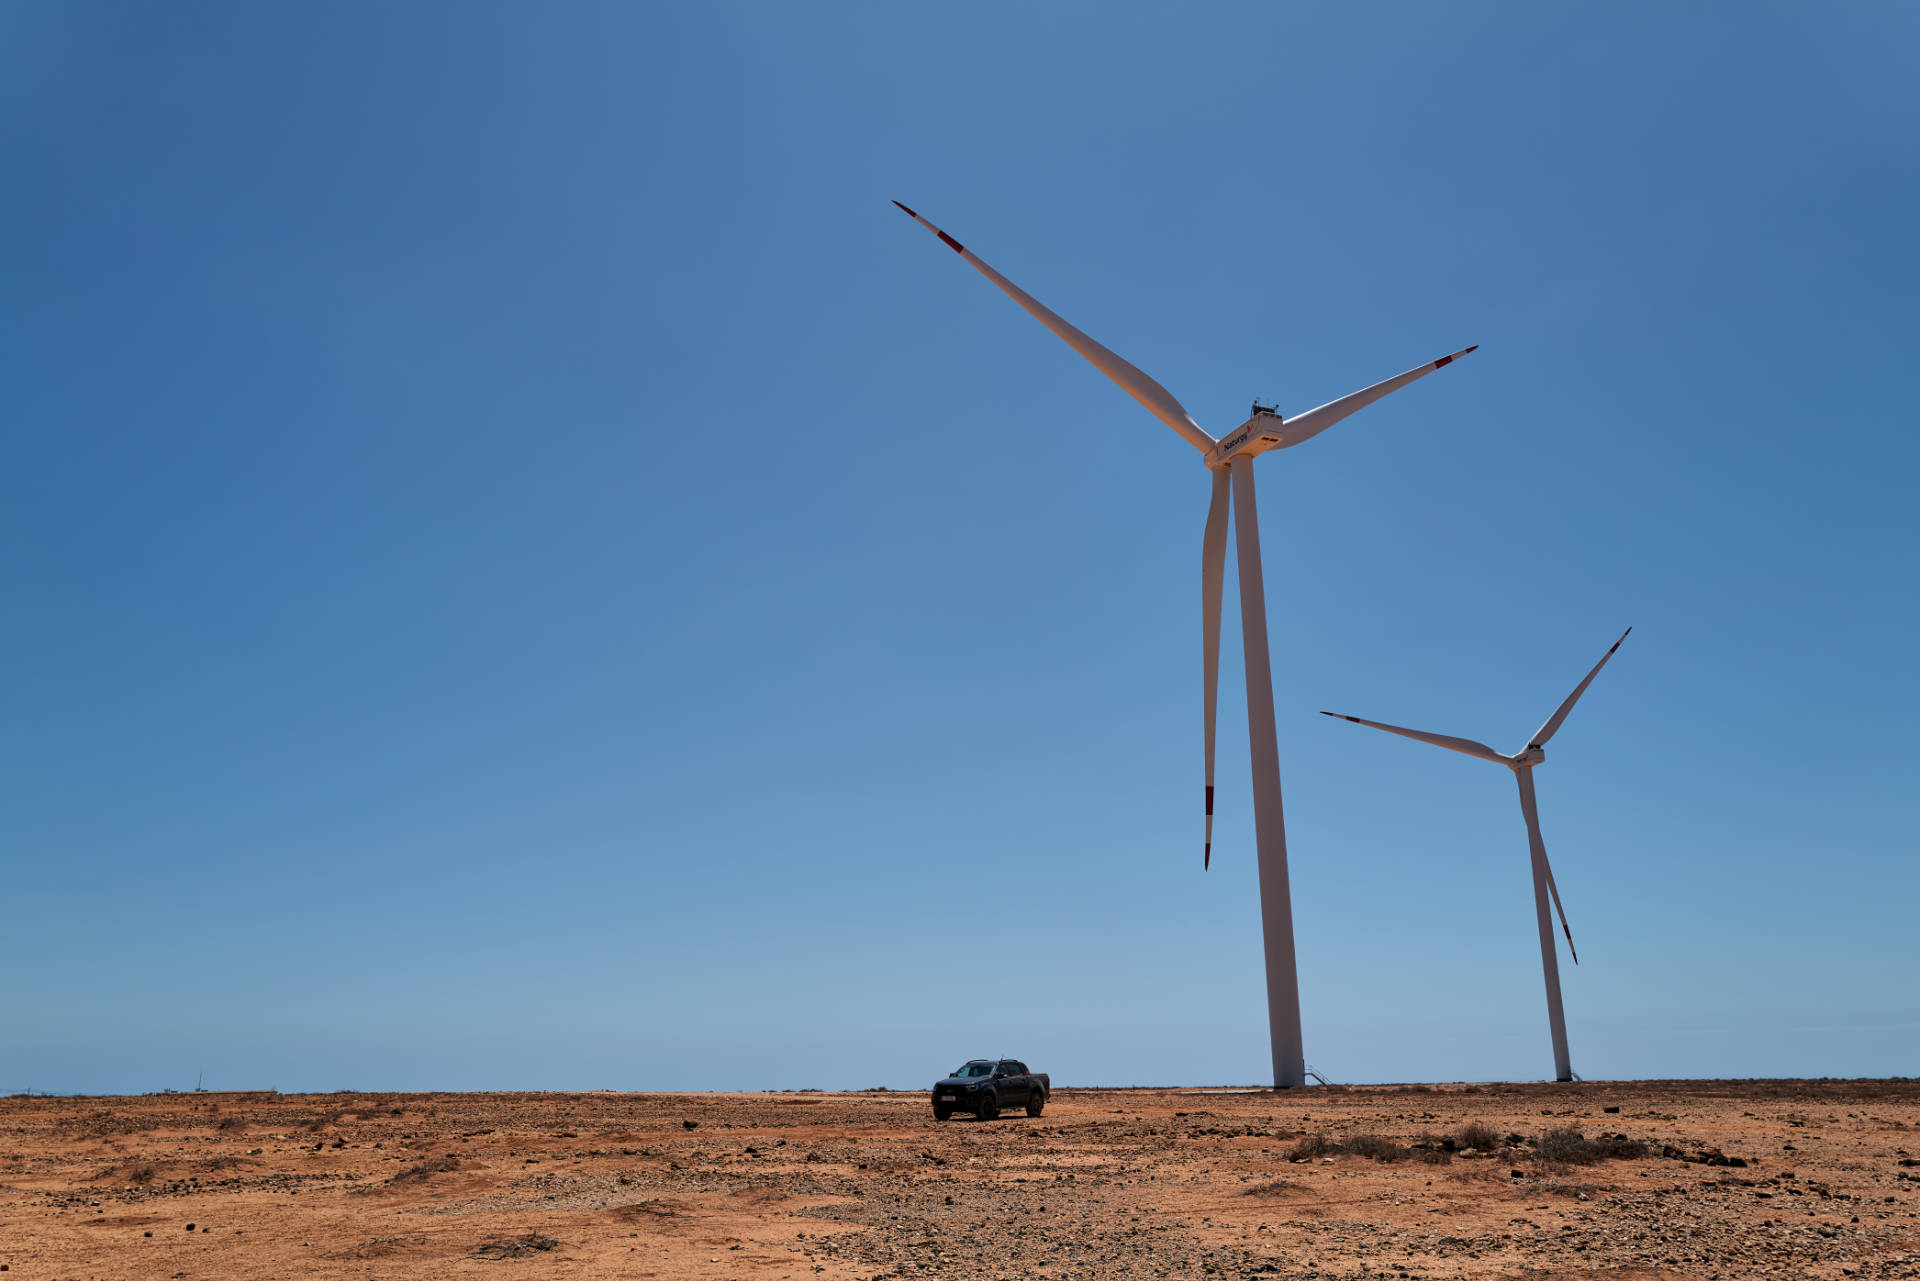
[930,1058,1050,1121]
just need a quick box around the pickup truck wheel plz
[932,1105,953,1122]
[1025,1089,1045,1117]
[976,1093,998,1122]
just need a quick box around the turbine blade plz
[1201,469,1230,869]
[1528,627,1632,749]
[1319,711,1507,764]
[891,201,1215,456]
[1274,346,1479,450]
[1540,844,1578,964]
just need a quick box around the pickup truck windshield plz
[952,1062,995,1078]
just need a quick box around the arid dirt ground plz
[4,1081,1918,1280]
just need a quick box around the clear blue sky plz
[4,3,1915,1094]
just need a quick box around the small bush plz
[389,1154,462,1185]
[1589,1133,1649,1160]
[1240,1178,1297,1197]
[1455,1122,1502,1152]
[1286,1133,1335,1160]
[473,1233,558,1260]
[1340,1135,1408,1163]
[216,1116,246,1132]
[100,1160,157,1185]
[1534,1126,1647,1165]
[1286,1132,1413,1163]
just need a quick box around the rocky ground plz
[3,1080,1917,1279]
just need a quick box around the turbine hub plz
[1513,745,1546,767]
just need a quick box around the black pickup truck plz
[930,1058,1050,1121]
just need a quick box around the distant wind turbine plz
[892,201,1476,1088]
[1322,629,1631,1082]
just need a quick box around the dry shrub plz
[473,1233,558,1259]
[1340,1135,1408,1163]
[216,1116,247,1132]
[1285,1132,1413,1163]
[388,1154,462,1185]
[1241,1178,1298,1197]
[1534,1127,1647,1165]
[1591,1133,1649,1160]
[1286,1133,1335,1160]
[1455,1121,1502,1152]
[100,1160,157,1185]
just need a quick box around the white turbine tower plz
[892,201,1476,1088]
[1321,629,1632,1082]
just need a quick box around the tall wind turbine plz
[891,201,1476,1088]
[1322,629,1632,1082]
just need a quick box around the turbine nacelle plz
[1511,745,1547,768]
[1209,411,1291,468]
